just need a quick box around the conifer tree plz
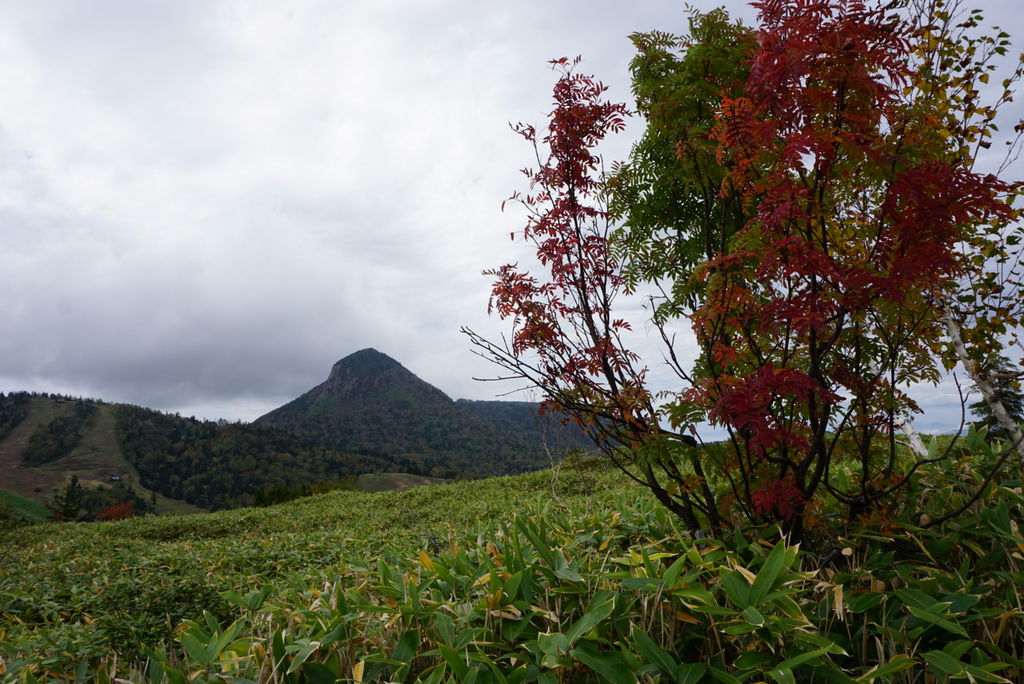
[51,475,83,521]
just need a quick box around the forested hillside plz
[0,392,197,520]
[21,400,98,466]
[0,356,584,515]
[455,398,594,451]
[114,404,399,509]
[0,392,30,441]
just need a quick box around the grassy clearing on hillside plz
[0,490,47,522]
[0,399,206,517]
[356,472,444,493]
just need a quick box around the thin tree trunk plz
[868,359,929,458]
[899,419,928,458]
[942,308,1024,465]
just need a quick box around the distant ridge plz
[0,349,593,514]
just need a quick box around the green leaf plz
[393,628,419,663]
[538,632,569,668]
[566,592,616,645]
[923,650,966,677]
[505,571,524,600]
[514,518,556,567]
[662,554,687,588]
[300,662,338,684]
[708,665,744,684]
[629,628,677,675]
[963,664,1013,683]
[436,613,456,645]
[721,570,751,607]
[749,542,788,605]
[286,641,321,674]
[209,618,245,659]
[893,588,935,611]
[438,643,469,680]
[769,647,830,679]
[942,640,974,659]
[571,640,638,684]
[621,576,665,591]
[740,605,765,626]
[735,652,774,669]
[907,605,969,637]
[180,634,210,665]
[962,663,1011,679]
[854,654,916,682]
[421,664,446,684]
[677,663,709,684]
[272,629,287,666]
[848,592,884,613]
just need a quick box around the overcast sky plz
[0,1,1019,430]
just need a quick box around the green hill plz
[455,398,595,451]
[112,403,397,510]
[0,488,48,522]
[0,352,589,516]
[0,393,395,514]
[0,393,202,517]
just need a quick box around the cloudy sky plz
[0,1,1019,430]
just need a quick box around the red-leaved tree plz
[469,1,1022,543]
[96,501,136,522]
[464,58,718,533]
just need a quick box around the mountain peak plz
[328,348,400,381]
[253,349,587,478]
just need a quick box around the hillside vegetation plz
[0,393,383,515]
[0,458,624,674]
[0,394,198,518]
[1,448,1022,682]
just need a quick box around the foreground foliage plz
[1,448,1022,682]
[0,461,621,675]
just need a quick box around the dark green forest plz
[254,349,573,478]
[113,405,397,510]
[455,399,594,451]
[0,391,31,441]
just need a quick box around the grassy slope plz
[0,460,638,660]
[0,489,48,521]
[356,471,444,492]
[3,450,1023,682]
[0,398,205,515]
[0,397,73,500]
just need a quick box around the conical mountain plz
[254,349,546,477]
[265,348,450,411]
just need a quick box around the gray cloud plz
[0,0,1019,429]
